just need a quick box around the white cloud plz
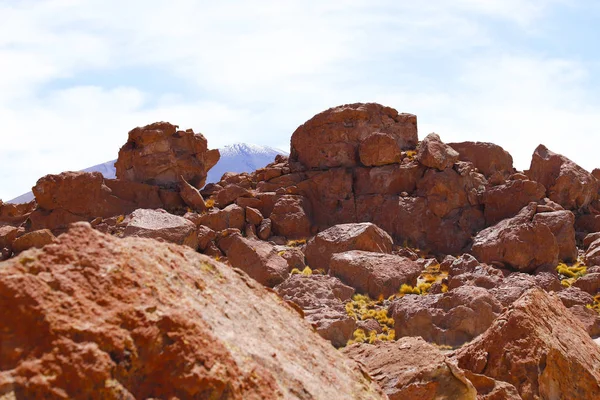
[0,0,598,200]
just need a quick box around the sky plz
[1,0,599,201]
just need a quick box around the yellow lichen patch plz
[277,250,286,257]
[205,198,215,208]
[557,260,587,287]
[286,239,307,247]
[405,262,448,296]
[344,293,395,346]
[290,268,302,275]
[404,150,417,160]
[587,294,600,314]
[301,266,312,276]
[116,215,125,224]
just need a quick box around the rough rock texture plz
[343,338,477,400]
[391,286,504,347]
[416,133,459,171]
[572,272,600,295]
[0,223,385,399]
[304,223,393,271]
[471,203,559,272]
[526,144,598,210]
[274,274,355,347]
[197,204,245,232]
[358,132,403,167]
[454,288,600,400]
[329,251,422,298]
[448,141,514,179]
[354,162,424,195]
[11,229,56,254]
[218,232,289,287]
[461,371,521,400]
[122,209,198,250]
[178,175,207,212]
[532,210,577,262]
[290,103,417,169]
[585,237,600,267]
[481,179,546,225]
[115,122,220,188]
[269,195,313,239]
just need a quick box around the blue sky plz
[1,0,599,200]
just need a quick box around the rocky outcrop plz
[290,103,417,169]
[454,288,600,400]
[275,274,355,347]
[218,232,289,287]
[391,286,504,347]
[358,132,403,166]
[526,144,598,210]
[532,210,577,262]
[304,223,393,271]
[448,141,514,180]
[329,251,422,298]
[471,203,559,272]
[0,223,385,399]
[115,122,220,188]
[343,338,477,400]
[122,209,198,250]
[416,133,459,171]
[481,179,546,225]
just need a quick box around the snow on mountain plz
[7,144,288,204]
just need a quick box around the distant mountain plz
[8,143,288,204]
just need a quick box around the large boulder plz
[454,288,600,400]
[115,122,220,188]
[391,286,504,347]
[269,195,313,239]
[416,133,459,171]
[0,223,385,399]
[526,144,598,210]
[275,274,355,347]
[196,204,245,232]
[448,141,514,179]
[471,203,559,272]
[290,103,417,169]
[343,338,477,400]
[304,223,393,271]
[481,179,546,225]
[532,210,577,262]
[122,209,198,250]
[329,251,422,298]
[354,162,425,196]
[358,131,403,166]
[218,232,289,287]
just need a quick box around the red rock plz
[461,370,521,400]
[417,133,460,171]
[572,273,600,295]
[481,179,546,225]
[11,229,56,254]
[298,168,356,228]
[258,218,272,240]
[569,305,600,337]
[471,203,559,272]
[416,168,475,218]
[532,210,577,262]
[290,103,417,169]
[122,209,198,250]
[215,184,252,208]
[218,232,289,287]
[0,222,384,399]
[489,273,539,307]
[273,246,306,271]
[0,201,35,226]
[115,122,220,188]
[576,214,600,235]
[158,188,186,210]
[448,141,515,180]
[526,144,598,210]
[0,225,19,251]
[275,275,355,347]
[356,319,383,334]
[583,232,600,249]
[558,286,595,308]
[178,175,207,212]
[305,223,393,271]
[270,195,312,239]
[343,338,477,400]
[533,271,563,292]
[454,288,600,400]
[103,179,163,209]
[447,262,504,291]
[358,132,403,166]
[28,208,87,232]
[329,251,422,298]
[245,206,263,225]
[391,286,504,347]
[585,238,600,267]
[354,162,424,195]
[197,204,245,232]
[196,225,217,251]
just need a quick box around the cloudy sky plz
[1,0,599,201]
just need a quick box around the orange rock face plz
[115,122,220,188]
[0,223,385,399]
[290,103,417,169]
[454,288,600,400]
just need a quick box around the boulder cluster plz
[1,103,600,399]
